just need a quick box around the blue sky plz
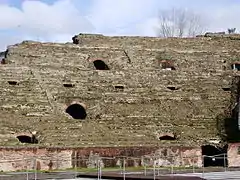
[0,0,239,50]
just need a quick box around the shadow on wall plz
[217,77,240,142]
[225,110,240,142]
[216,107,240,142]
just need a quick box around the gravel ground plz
[2,167,240,180]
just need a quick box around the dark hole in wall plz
[8,81,18,85]
[167,86,178,91]
[222,87,231,91]
[201,145,228,167]
[95,114,101,119]
[0,58,6,64]
[115,85,124,91]
[66,103,87,120]
[16,135,38,144]
[232,64,240,71]
[159,135,176,140]
[63,83,75,88]
[72,36,79,44]
[93,60,110,70]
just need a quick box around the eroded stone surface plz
[0,34,240,148]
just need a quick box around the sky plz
[0,0,240,50]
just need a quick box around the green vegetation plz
[155,51,173,61]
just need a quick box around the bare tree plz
[228,28,236,34]
[157,8,205,38]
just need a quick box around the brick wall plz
[228,143,240,167]
[0,146,202,171]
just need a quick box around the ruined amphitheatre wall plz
[0,34,239,148]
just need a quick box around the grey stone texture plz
[1,33,240,147]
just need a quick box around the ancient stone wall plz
[0,147,72,171]
[1,34,240,148]
[0,146,201,171]
[6,40,240,72]
[0,66,233,146]
[227,143,240,167]
[0,66,52,116]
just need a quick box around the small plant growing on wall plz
[156,51,176,70]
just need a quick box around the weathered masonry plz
[1,34,240,169]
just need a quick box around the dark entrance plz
[8,81,18,85]
[232,63,240,71]
[65,103,87,120]
[93,60,110,70]
[17,135,38,144]
[159,135,176,140]
[202,145,228,167]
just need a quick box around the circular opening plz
[65,103,87,119]
[93,60,110,70]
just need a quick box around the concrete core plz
[65,103,87,119]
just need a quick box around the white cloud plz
[19,0,94,35]
[0,0,240,51]
[0,0,94,50]
[0,5,22,29]
[87,0,158,34]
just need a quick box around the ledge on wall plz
[72,33,104,44]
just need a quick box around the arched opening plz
[159,135,176,140]
[65,103,87,119]
[93,60,110,70]
[8,81,18,85]
[16,135,38,144]
[202,145,228,167]
[159,133,176,140]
